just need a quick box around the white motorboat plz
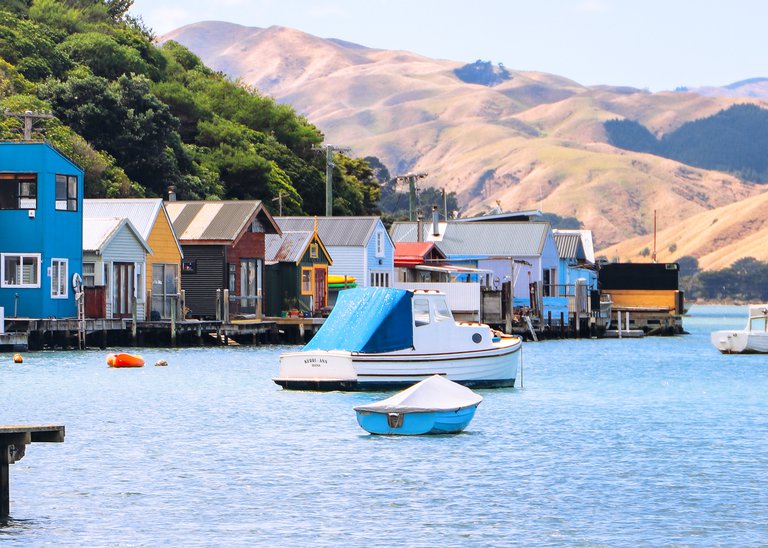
[711,304,768,354]
[274,287,522,391]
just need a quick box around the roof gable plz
[83,217,151,254]
[166,200,280,243]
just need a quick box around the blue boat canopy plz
[303,287,413,353]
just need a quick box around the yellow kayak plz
[327,275,356,285]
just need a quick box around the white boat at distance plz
[711,304,768,354]
[274,287,522,391]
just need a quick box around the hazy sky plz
[130,0,765,92]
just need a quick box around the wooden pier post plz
[0,425,65,520]
[131,296,138,346]
[170,300,177,347]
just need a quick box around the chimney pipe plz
[416,209,423,243]
[432,205,440,236]
[167,185,177,202]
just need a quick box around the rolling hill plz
[160,21,768,265]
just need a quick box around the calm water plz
[2,305,767,546]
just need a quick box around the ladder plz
[524,315,538,342]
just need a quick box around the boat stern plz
[274,350,359,390]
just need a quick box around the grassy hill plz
[161,21,768,255]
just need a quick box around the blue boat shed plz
[0,142,84,318]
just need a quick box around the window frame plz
[0,173,37,210]
[82,262,96,287]
[50,258,68,299]
[413,298,431,327]
[55,174,78,212]
[1,253,41,288]
[301,267,313,295]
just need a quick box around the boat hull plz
[274,338,521,391]
[355,405,479,435]
[711,330,768,354]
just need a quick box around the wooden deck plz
[0,425,65,520]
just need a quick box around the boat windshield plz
[414,298,430,327]
[434,298,452,322]
[749,316,767,332]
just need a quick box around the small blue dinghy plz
[354,375,483,435]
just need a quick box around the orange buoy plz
[107,353,145,368]
[13,353,23,363]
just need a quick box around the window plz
[369,271,390,287]
[301,267,313,295]
[751,316,767,332]
[413,298,430,327]
[82,262,96,287]
[0,173,37,210]
[2,253,40,288]
[51,258,68,298]
[228,263,237,293]
[151,263,179,319]
[434,298,453,322]
[55,174,78,211]
[543,268,557,297]
[309,243,319,259]
[375,231,384,257]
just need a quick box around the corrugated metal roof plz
[82,217,150,254]
[553,232,585,260]
[83,198,181,257]
[391,221,550,257]
[276,216,379,246]
[265,231,313,263]
[83,198,162,240]
[165,201,272,242]
[83,217,123,252]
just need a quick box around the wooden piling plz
[0,425,65,520]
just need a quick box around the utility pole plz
[3,109,54,141]
[313,144,351,217]
[271,191,284,216]
[395,172,428,221]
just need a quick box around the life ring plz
[72,272,83,292]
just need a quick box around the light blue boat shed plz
[0,142,84,318]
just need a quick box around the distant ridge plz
[160,21,768,268]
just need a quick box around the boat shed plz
[84,199,183,320]
[165,200,280,319]
[264,229,332,317]
[82,216,152,320]
[553,229,597,292]
[275,217,394,289]
[0,141,84,319]
[390,220,559,300]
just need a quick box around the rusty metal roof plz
[165,200,278,243]
[275,216,381,246]
[265,231,313,263]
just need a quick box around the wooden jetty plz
[0,425,65,520]
[272,317,325,344]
